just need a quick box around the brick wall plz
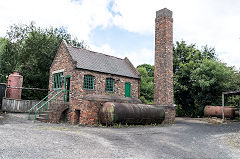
[71,69,140,100]
[154,8,174,106]
[162,106,176,124]
[68,95,142,125]
[154,8,175,124]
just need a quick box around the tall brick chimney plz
[154,8,174,106]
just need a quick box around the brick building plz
[48,41,141,124]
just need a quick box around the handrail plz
[28,90,55,120]
[34,90,69,120]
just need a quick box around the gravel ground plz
[0,113,240,159]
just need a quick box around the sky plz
[0,0,240,69]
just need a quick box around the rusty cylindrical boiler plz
[6,71,23,99]
[204,106,237,119]
[99,102,165,124]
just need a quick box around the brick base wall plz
[69,100,100,125]
[48,103,70,123]
[46,97,175,125]
[162,106,176,124]
[68,95,142,125]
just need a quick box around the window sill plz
[53,88,63,90]
[105,91,114,93]
[83,88,95,91]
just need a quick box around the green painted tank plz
[99,102,165,124]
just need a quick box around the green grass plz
[98,122,165,128]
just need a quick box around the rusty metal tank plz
[6,71,23,99]
[204,106,236,118]
[99,102,165,124]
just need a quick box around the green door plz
[125,82,131,97]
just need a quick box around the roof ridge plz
[68,45,124,61]
[124,57,140,77]
[65,42,140,79]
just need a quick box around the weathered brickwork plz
[48,41,140,125]
[154,8,174,106]
[48,103,70,123]
[154,8,175,124]
[162,106,175,124]
[70,69,140,100]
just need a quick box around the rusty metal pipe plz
[99,102,165,124]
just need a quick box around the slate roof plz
[66,44,140,79]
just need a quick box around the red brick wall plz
[71,69,140,100]
[154,8,174,106]
[153,8,175,124]
[162,106,176,124]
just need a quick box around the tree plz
[0,38,18,82]
[190,59,236,115]
[173,41,214,116]
[137,64,154,104]
[173,41,237,117]
[0,22,87,99]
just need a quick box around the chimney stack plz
[154,8,174,106]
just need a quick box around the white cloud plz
[89,43,153,67]
[88,43,153,67]
[0,0,113,42]
[89,43,115,56]
[124,48,154,67]
[1,0,240,69]
[111,0,240,69]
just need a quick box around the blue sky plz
[90,26,154,64]
[1,0,240,69]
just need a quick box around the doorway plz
[0,84,6,109]
[64,76,70,102]
[125,82,131,97]
[75,110,80,124]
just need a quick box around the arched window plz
[83,75,95,90]
[105,78,114,92]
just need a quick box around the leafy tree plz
[0,38,18,82]
[137,64,154,104]
[0,22,87,99]
[174,41,238,117]
[190,59,236,115]
[173,41,217,116]
[224,70,240,107]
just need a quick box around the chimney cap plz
[156,8,172,18]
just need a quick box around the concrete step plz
[38,114,48,118]
[41,110,52,113]
[36,116,48,122]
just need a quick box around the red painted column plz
[6,71,23,99]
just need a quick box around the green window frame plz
[83,75,95,90]
[105,78,114,92]
[53,72,63,89]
